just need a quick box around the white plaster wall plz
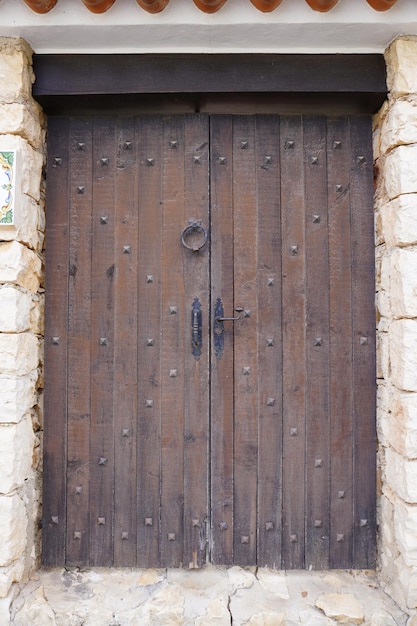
[0,0,416,54]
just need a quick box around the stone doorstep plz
[10,567,409,626]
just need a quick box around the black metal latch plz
[214,298,243,359]
[191,297,202,360]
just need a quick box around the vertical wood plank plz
[43,116,69,566]
[182,115,210,568]
[350,117,376,568]
[66,117,93,566]
[136,116,163,567]
[255,115,283,568]
[210,115,234,565]
[232,116,258,565]
[281,116,306,569]
[113,117,138,566]
[304,116,331,569]
[327,117,354,568]
[160,116,186,567]
[89,117,116,566]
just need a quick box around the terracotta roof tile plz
[20,0,400,14]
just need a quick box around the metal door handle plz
[191,297,202,360]
[214,301,244,359]
[215,307,243,322]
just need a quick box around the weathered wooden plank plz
[89,117,116,566]
[327,117,354,568]
[43,116,70,566]
[210,115,234,565]
[232,116,258,566]
[255,115,283,568]
[182,115,210,568]
[350,116,376,568]
[136,116,163,567]
[66,117,93,566]
[280,116,306,569]
[113,117,138,566]
[304,116,331,570]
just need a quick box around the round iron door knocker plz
[181,220,208,253]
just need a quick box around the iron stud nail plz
[192,519,200,528]
[315,459,323,467]
[218,156,227,165]
[338,490,345,499]
[313,215,321,223]
[54,157,62,166]
[74,531,82,539]
[219,522,228,530]
[170,140,178,149]
[121,532,129,540]
[290,534,298,543]
[146,158,155,166]
[266,338,274,346]
[333,140,342,149]
[335,184,343,192]
[360,336,368,345]
[146,275,154,283]
[100,337,108,346]
[122,428,130,437]
[290,245,299,256]
[267,277,275,286]
[290,428,298,437]
[75,486,83,494]
[243,310,251,318]
[265,522,274,531]
[243,366,251,375]
[241,141,249,149]
[101,157,109,166]
[100,216,108,224]
[124,141,132,150]
[98,457,108,466]
[285,140,295,149]
[52,336,60,345]
[337,533,345,542]
[264,155,272,164]
[357,155,366,164]
[77,186,85,194]
[311,156,318,165]
[77,142,85,151]
[146,338,154,346]
[267,397,275,406]
[193,156,201,164]
[360,519,368,527]
[169,306,177,314]
[146,399,154,408]
[145,517,153,526]
[168,533,176,541]
[241,536,249,544]
[51,516,59,524]
[169,369,178,378]
[123,245,131,254]
[314,337,322,346]
[97,517,106,525]
[314,520,322,528]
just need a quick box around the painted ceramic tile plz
[0,151,16,225]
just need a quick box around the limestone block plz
[376,330,390,381]
[386,37,417,97]
[0,560,24,599]
[381,195,417,248]
[0,494,27,566]
[195,595,231,626]
[394,498,417,567]
[0,103,44,151]
[12,588,56,626]
[227,566,255,590]
[0,333,39,376]
[256,569,289,599]
[0,241,41,293]
[0,372,37,424]
[390,249,417,317]
[385,447,417,504]
[315,594,364,624]
[384,390,417,459]
[0,287,32,333]
[380,98,417,154]
[389,320,417,392]
[0,195,43,252]
[30,294,44,335]
[129,585,185,625]
[378,252,391,318]
[0,135,43,203]
[394,555,417,609]
[0,416,35,495]
[245,611,286,626]
[0,37,34,103]
[385,145,417,200]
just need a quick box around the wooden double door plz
[43,113,376,569]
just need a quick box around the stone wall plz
[0,37,45,621]
[375,35,417,612]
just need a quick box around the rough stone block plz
[0,373,37,424]
[384,390,417,459]
[0,416,34,495]
[389,319,417,392]
[386,36,417,97]
[0,333,39,376]
[380,98,417,154]
[381,195,417,248]
[394,498,417,567]
[0,103,44,151]
[0,37,34,103]
[0,241,41,293]
[385,447,417,504]
[0,561,24,599]
[376,331,390,381]
[0,194,43,252]
[385,145,417,200]
[0,494,27,567]
[390,248,417,317]
[395,555,417,609]
[0,288,32,333]
[315,594,364,624]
